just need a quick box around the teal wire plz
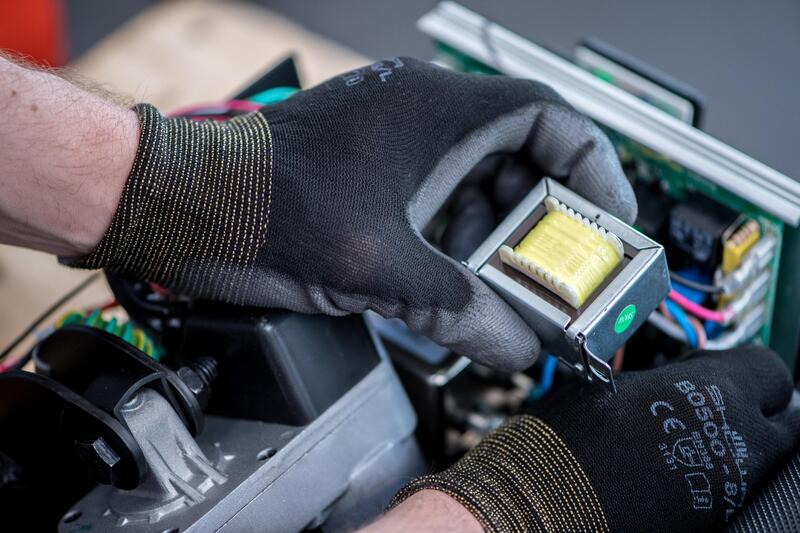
[247,86,298,105]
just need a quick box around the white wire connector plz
[718,234,777,295]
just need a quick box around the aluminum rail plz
[418,2,800,226]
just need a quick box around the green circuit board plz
[433,42,800,372]
[606,128,783,347]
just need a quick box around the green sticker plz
[614,304,637,334]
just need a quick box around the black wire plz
[669,270,722,294]
[0,272,101,361]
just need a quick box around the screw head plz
[177,367,203,395]
[177,366,210,408]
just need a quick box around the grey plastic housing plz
[59,323,424,532]
[466,178,669,390]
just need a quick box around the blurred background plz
[1,0,799,342]
[4,0,798,177]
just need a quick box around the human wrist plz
[67,105,139,255]
[361,490,482,533]
[0,55,138,257]
[390,415,608,532]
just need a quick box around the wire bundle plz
[0,273,165,373]
[0,273,101,372]
[56,308,161,359]
[643,271,736,351]
[647,270,766,351]
[660,300,706,349]
[168,87,298,121]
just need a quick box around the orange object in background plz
[0,0,66,67]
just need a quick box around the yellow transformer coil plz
[499,197,623,308]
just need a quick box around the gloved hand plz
[70,57,636,372]
[392,346,800,532]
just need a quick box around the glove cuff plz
[390,415,608,532]
[66,103,274,302]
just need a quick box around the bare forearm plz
[360,491,483,533]
[0,55,138,257]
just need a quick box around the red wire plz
[98,300,118,311]
[223,100,263,112]
[148,282,169,296]
[0,353,27,372]
[686,315,707,349]
[659,301,673,321]
[612,346,625,374]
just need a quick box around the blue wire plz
[539,355,557,394]
[665,300,698,348]
[529,355,558,402]
[704,320,723,339]
[672,270,718,339]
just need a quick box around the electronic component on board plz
[466,178,669,391]
[668,195,738,271]
[717,233,777,295]
[633,182,671,240]
[722,218,761,274]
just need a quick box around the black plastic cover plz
[668,194,737,270]
[179,305,380,425]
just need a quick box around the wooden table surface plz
[0,0,368,352]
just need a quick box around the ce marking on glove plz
[650,380,750,516]
[650,400,686,434]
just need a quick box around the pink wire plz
[0,355,24,373]
[224,100,264,112]
[667,289,733,324]
[168,99,262,117]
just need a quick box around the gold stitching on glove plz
[70,104,273,302]
[390,416,608,532]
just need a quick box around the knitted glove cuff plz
[67,104,274,302]
[390,415,608,532]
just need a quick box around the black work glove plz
[70,57,636,372]
[392,346,800,532]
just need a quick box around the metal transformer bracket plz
[466,178,669,391]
